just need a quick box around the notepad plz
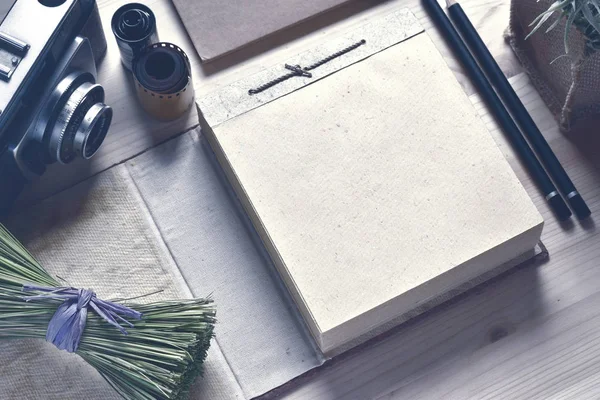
[202,32,544,354]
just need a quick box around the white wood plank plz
[8,0,600,398]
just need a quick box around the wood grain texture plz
[6,0,600,398]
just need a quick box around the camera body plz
[0,0,112,216]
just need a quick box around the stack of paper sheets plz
[203,32,544,354]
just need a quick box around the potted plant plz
[507,0,600,131]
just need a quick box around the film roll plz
[132,43,195,121]
[111,3,158,71]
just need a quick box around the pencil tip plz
[446,0,457,6]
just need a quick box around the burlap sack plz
[506,0,600,132]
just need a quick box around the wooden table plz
[3,0,600,399]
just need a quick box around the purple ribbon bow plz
[22,285,143,353]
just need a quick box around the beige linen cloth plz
[1,166,243,400]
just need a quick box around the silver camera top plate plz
[0,31,29,81]
[0,0,78,125]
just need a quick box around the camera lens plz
[74,103,113,160]
[48,80,112,164]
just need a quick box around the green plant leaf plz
[529,0,569,26]
[527,11,557,39]
[526,0,570,40]
[564,2,584,54]
[582,1,600,36]
[590,0,600,15]
[550,53,569,64]
[546,15,564,33]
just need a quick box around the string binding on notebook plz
[248,39,366,95]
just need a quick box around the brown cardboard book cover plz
[171,0,355,61]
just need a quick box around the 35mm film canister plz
[111,3,158,71]
[133,43,195,121]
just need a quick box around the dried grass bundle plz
[0,223,215,400]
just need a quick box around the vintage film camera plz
[0,0,112,215]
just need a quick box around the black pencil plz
[446,0,591,220]
[422,0,571,221]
